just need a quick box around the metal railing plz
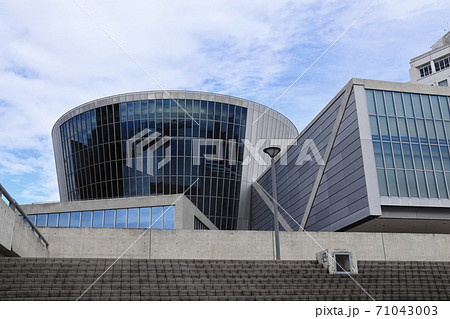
[0,183,49,247]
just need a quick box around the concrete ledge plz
[36,228,450,261]
[0,199,48,258]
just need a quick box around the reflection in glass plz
[139,207,151,229]
[59,213,69,227]
[37,214,47,227]
[163,206,175,229]
[82,211,92,227]
[70,212,81,227]
[104,210,115,228]
[93,210,103,228]
[116,209,127,228]
[48,214,58,227]
[152,206,163,229]
[128,208,138,228]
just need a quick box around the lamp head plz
[263,146,281,158]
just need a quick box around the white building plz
[410,31,450,87]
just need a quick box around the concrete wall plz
[0,199,49,257]
[38,228,450,261]
[22,195,217,230]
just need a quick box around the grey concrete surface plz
[0,198,49,257]
[36,228,450,261]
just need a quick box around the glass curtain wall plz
[59,99,247,229]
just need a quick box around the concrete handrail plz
[0,183,49,247]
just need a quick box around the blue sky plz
[1,0,450,204]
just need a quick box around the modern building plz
[252,78,450,233]
[51,91,298,230]
[410,31,450,87]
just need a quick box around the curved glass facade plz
[367,89,450,199]
[58,99,247,230]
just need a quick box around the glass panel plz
[393,92,405,116]
[163,206,175,229]
[93,210,103,228]
[385,92,396,115]
[374,91,386,115]
[373,142,384,167]
[435,121,446,144]
[382,142,394,168]
[369,116,380,140]
[416,171,428,198]
[411,144,423,169]
[430,145,443,170]
[407,119,418,143]
[397,118,409,142]
[366,90,377,114]
[435,172,448,198]
[152,206,163,229]
[406,170,418,197]
[426,171,438,198]
[421,95,433,118]
[378,116,389,140]
[386,169,399,197]
[421,144,433,170]
[412,94,424,118]
[416,119,428,143]
[59,213,69,227]
[48,214,58,227]
[81,211,92,227]
[396,170,408,197]
[37,214,47,227]
[392,143,404,168]
[104,210,115,228]
[139,207,151,229]
[70,212,81,227]
[439,96,450,120]
[128,208,138,229]
[445,121,450,144]
[430,96,442,119]
[441,146,450,170]
[403,93,414,117]
[388,117,399,141]
[426,120,437,144]
[402,143,414,169]
[116,209,127,228]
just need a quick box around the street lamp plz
[263,146,281,261]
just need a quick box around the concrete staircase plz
[0,258,449,301]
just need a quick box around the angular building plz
[252,78,450,233]
[51,91,297,230]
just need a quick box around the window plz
[59,213,69,227]
[104,210,115,228]
[139,207,151,229]
[128,208,138,228]
[81,211,92,227]
[419,64,432,78]
[116,209,127,228]
[70,212,81,227]
[152,207,163,229]
[48,214,58,227]
[163,206,175,229]
[434,56,450,72]
[36,214,47,227]
[438,79,448,87]
[93,210,103,228]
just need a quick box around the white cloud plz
[1,0,450,203]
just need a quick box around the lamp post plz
[263,146,281,261]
